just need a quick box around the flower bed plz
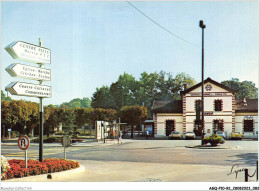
[1,158,79,180]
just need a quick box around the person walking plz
[118,131,122,144]
[146,130,149,140]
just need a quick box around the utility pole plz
[199,20,206,145]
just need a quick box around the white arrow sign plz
[6,82,52,98]
[6,63,51,81]
[5,41,51,64]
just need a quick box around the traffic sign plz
[62,135,71,147]
[5,41,51,64]
[6,63,51,81]
[5,81,52,98]
[18,135,30,150]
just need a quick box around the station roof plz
[180,77,237,95]
[151,100,182,113]
[234,99,258,113]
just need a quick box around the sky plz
[1,1,259,105]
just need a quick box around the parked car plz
[169,131,182,140]
[216,131,225,139]
[185,132,196,139]
[229,131,243,140]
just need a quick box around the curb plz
[2,141,127,147]
[185,145,232,149]
[3,165,85,182]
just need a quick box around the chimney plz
[184,83,188,90]
[243,97,247,106]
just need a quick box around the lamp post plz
[199,20,206,145]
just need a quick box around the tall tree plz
[85,108,117,126]
[135,71,159,107]
[110,73,138,109]
[120,106,147,138]
[91,71,196,116]
[221,78,258,99]
[91,86,116,109]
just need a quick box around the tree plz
[135,71,159,108]
[120,106,147,138]
[91,86,116,109]
[155,72,196,100]
[111,73,138,108]
[85,108,117,126]
[221,78,258,99]
[1,100,19,137]
[171,73,197,99]
[81,97,91,108]
[60,97,92,109]
[60,109,76,132]
[1,100,39,135]
[44,107,62,137]
[74,108,88,127]
[1,90,11,101]
[91,71,196,116]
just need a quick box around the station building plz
[151,78,258,139]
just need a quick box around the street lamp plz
[199,20,206,145]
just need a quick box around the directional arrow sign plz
[6,63,51,81]
[5,41,51,64]
[6,82,52,98]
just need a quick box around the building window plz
[165,120,175,136]
[244,120,254,132]
[214,100,222,111]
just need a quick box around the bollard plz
[245,169,248,182]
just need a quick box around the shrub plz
[1,155,10,180]
[32,137,61,143]
[203,134,225,146]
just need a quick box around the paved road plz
[2,140,258,166]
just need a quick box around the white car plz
[185,132,196,139]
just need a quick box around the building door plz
[165,120,175,136]
[194,120,201,136]
[213,119,224,133]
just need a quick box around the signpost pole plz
[64,146,66,159]
[25,150,28,169]
[38,38,44,162]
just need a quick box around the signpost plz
[18,135,30,168]
[5,38,51,162]
[6,63,51,81]
[5,82,51,98]
[5,41,51,64]
[62,136,71,159]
